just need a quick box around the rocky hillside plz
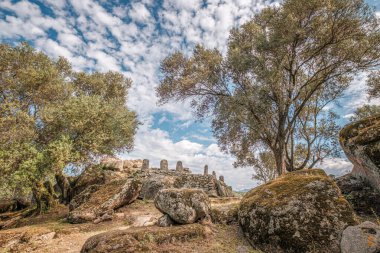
[1,152,380,252]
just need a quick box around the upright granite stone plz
[160,159,168,170]
[212,171,216,178]
[204,165,208,175]
[339,114,380,191]
[176,161,184,172]
[219,176,224,182]
[142,159,149,171]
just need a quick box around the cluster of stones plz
[135,159,233,198]
[139,159,225,181]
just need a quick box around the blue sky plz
[0,0,379,190]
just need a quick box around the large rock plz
[154,188,211,224]
[70,166,122,198]
[81,224,207,253]
[336,173,380,216]
[68,179,142,223]
[340,115,380,191]
[239,169,357,253]
[139,176,175,200]
[341,221,380,253]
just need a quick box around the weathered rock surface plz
[157,214,175,227]
[155,188,211,224]
[67,179,141,223]
[336,173,380,216]
[340,115,380,191]
[210,202,239,225]
[341,221,380,253]
[239,169,357,253]
[81,224,207,253]
[70,166,122,199]
[137,169,234,200]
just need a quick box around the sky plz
[0,0,379,190]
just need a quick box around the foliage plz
[0,43,138,210]
[350,104,380,121]
[157,0,380,174]
[368,70,380,99]
[249,151,278,184]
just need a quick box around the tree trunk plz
[32,182,55,214]
[274,149,285,176]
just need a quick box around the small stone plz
[212,171,216,178]
[36,232,56,241]
[219,176,224,182]
[157,214,175,227]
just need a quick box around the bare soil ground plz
[0,198,260,253]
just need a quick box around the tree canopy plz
[157,0,380,175]
[0,43,138,211]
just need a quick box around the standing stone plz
[212,171,216,178]
[219,176,224,182]
[160,159,168,170]
[142,159,149,171]
[176,161,183,172]
[204,165,208,175]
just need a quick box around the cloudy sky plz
[0,0,379,190]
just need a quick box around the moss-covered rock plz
[81,224,207,253]
[210,203,239,225]
[238,169,357,253]
[67,179,142,223]
[335,173,380,216]
[339,114,380,191]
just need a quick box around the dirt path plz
[0,201,162,253]
[0,198,254,253]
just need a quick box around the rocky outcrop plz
[154,188,211,224]
[341,221,380,253]
[74,159,234,201]
[137,167,234,199]
[239,169,357,253]
[335,173,380,216]
[67,179,141,223]
[340,115,380,191]
[81,224,207,253]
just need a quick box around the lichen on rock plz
[339,114,380,191]
[154,188,211,224]
[238,169,357,253]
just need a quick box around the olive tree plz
[0,43,138,212]
[157,0,380,175]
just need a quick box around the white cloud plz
[319,158,353,177]
[0,0,362,190]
